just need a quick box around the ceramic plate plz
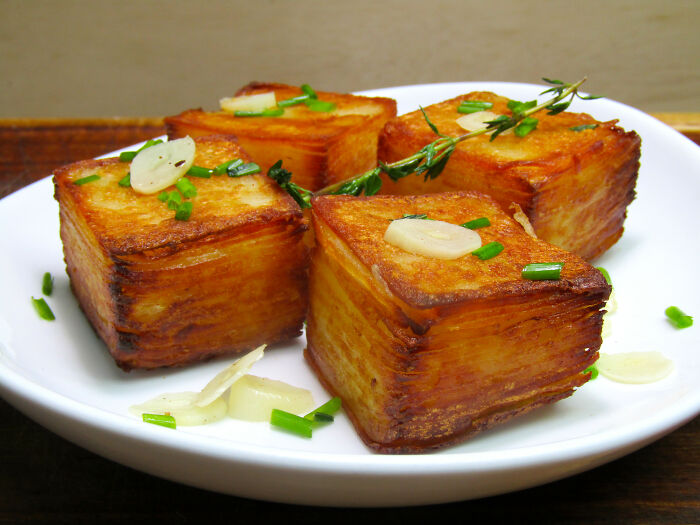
[1,82,698,507]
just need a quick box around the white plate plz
[0,82,699,507]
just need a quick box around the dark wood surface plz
[0,118,698,524]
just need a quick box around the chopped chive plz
[187,165,213,178]
[507,99,537,114]
[31,297,55,321]
[118,172,131,187]
[119,151,137,162]
[570,124,598,132]
[462,217,491,229]
[270,409,313,438]
[174,201,193,221]
[118,139,164,162]
[313,412,334,422]
[471,241,504,260]
[304,397,342,421]
[596,266,612,285]
[277,94,312,107]
[42,272,53,296]
[73,174,100,186]
[304,99,336,112]
[175,177,197,198]
[159,190,182,210]
[584,364,599,380]
[213,159,241,175]
[227,162,261,177]
[514,117,539,137]
[457,100,493,114]
[300,84,318,99]
[522,262,564,280]
[665,306,693,329]
[142,413,176,429]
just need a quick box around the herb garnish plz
[268,77,598,208]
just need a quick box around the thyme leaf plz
[268,77,597,207]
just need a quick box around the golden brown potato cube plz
[306,192,610,453]
[378,92,641,260]
[53,135,308,370]
[165,82,397,192]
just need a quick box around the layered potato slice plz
[306,192,610,453]
[165,82,397,191]
[378,92,641,260]
[53,136,308,370]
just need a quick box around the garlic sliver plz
[456,111,503,132]
[194,344,265,407]
[130,136,196,194]
[384,218,481,259]
[220,92,277,113]
[129,392,227,426]
[597,351,674,384]
[228,374,314,421]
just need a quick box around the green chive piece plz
[174,201,193,221]
[42,272,53,296]
[213,159,240,175]
[175,178,197,198]
[457,100,493,114]
[396,213,429,220]
[462,217,491,229]
[119,139,164,162]
[304,99,336,112]
[31,297,55,321]
[570,124,598,132]
[304,397,342,421]
[514,117,539,137]
[507,99,537,114]
[596,267,612,285]
[227,162,261,177]
[313,412,334,423]
[159,190,182,210]
[665,306,693,329]
[187,165,213,178]
[471,241,504,260]
[142,413,176,429]
[522,262,564,280]
[73,174,100,186]
[584,364,599,380]
[277,94,312,107]
[270,409,313,438]
[157,191,169,202]
[300,84,318,99]
[118,172,131,187]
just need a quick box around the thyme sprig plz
[268,77,596,208]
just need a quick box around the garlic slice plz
[130,392,227,426]
[220,92,277,113]
[384,218,481,259]
[456,110,503,132]
[194,344,265,407]
[597,351,674,384]
[130,136,196,194]
[228,374,314,421]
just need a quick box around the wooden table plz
[0,117,698,523]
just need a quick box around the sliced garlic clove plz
[130,136,196,194]
[227,374,315,421]
[129,391,228,426]
[384,218,482,259]
[220,92,277,113]
[597,351,674,384]
[194,344,265,407]
[456,110,503,132]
